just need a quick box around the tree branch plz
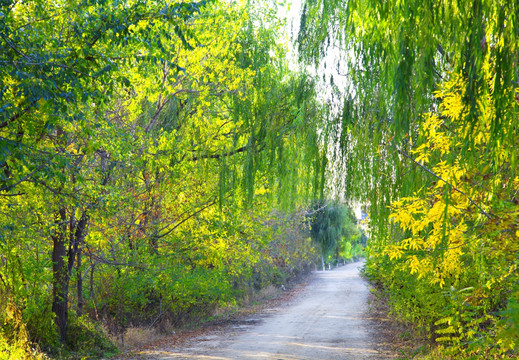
[191,145,248,161]
[397,146,492,219]
[0,101,37,129]
[156,198,218,239]
[304,202,330,216]
[0,164,46,192]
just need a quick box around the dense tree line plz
[0,0,350,357]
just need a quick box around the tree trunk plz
[52,207,69,343]
[52,208,89,342]
[89,262,100,320]
[77,249,83,316]
[74,212,88,316]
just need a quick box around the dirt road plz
[137,261,394,359]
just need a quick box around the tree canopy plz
[3,0,517,357]
[0,0,330,356]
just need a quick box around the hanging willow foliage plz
[298,0,519,231]
[298,0,519,356]
[0,0,328,353]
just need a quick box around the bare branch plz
[0,164,46,192]
[191,145,248,161]
[156,198,218,239]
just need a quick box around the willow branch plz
[304,202,330,216]
[191,145,248,161]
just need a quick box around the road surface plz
[137,261,394,359]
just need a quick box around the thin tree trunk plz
[52,207,89,342]
[77,249,83,316]
[52,207,69,343]
[74,212,88,316]
[89,263,100,320]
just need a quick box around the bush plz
[64,314,118,359]
[0,295,48,360]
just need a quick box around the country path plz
[132,261,396,360]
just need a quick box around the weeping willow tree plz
[299,0,518,208]
[298,0,519,356]
[308,202,345,268]
[308,202,360,269]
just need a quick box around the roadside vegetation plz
[300,0,519,358]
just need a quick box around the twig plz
[156,198,218,239]
[0,164,45,192]
[396,146,492,219]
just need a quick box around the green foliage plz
[0,0,325,357]
[495,290,519,352]
[0,296,33,360]
[299,0,519,357]
[64,315,117,359]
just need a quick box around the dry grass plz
[366,288,432,359]
[111,285,285,353]
[113,327,167,351]
[255,285,279,300]
[209,285,282,322]
[242,285,280,306]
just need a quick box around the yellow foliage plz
[384,70,519,294]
